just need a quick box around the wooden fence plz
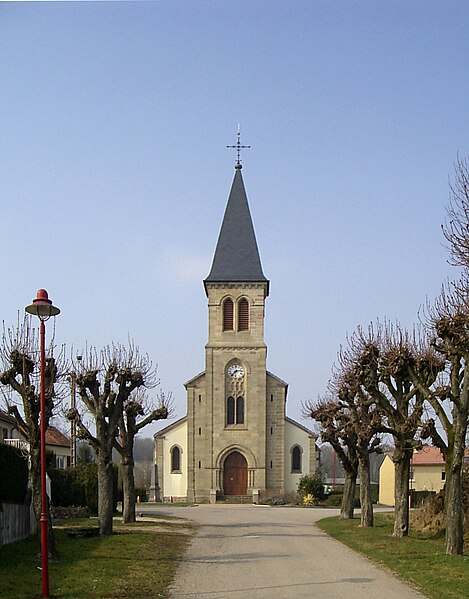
[0,501,35,547]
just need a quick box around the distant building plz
[0,409,20,443]
[152,162,320,503]
[0,410,71,469]
[45,426,72,469]
[379,446,469,506]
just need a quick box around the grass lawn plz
[0,515,194,599]
[318,513,469,599]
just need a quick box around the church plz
[151,156,319,503]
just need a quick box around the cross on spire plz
[227,125,250,169]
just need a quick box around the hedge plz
[48,463,119,514]
[0,444,28,502]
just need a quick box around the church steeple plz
[204,167,269,295]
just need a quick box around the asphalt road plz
[142,504,426,599]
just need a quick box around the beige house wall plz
[379,454,445,506]
[413,465,445,492]
[379,454,395,506]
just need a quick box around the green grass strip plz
[0,517,193,598]
[317,513,469,599]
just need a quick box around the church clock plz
[227,364,244,379]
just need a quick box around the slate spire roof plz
[204,165,269,295]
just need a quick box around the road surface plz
[141,504,426,599]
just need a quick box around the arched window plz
[223,298,234,331]
[291,445,302,473]
[227,396,235,425]
[171,446,181,472]
[238,298,249,331]
[236,396,244,424]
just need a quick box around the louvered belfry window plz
[238,298,249,331]
[223,298,234,331]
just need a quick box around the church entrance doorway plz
[223,451,248,496]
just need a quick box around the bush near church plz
[297,473,326,502]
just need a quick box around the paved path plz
[143,504,426,599]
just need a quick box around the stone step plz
[218,495,252,504]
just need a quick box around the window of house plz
[238,298,249,331]
[291,445,302,473]
[56,456,66,469]
[441,471,446,481]
[223,298,234,331]
[171,446,181,472]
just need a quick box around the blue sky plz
[1,1,468,436]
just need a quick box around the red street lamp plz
[25,289,60,599]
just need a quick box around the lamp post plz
[25,289,60,599]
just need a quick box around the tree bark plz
[393,451,411,538]
[358,455,373,527]
[121,451,136,524]
[443,414,467,555]
[340,471,356,519]
[97,452,114,536]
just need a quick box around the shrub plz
[0,444,28,502]
[297,472,326,501]
[302,493,319,507]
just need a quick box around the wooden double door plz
[223,451,248,496]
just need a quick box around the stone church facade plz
[151,162,319,503]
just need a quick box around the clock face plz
[227,364,244,379]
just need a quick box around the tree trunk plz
[340,471,356,519]
[97,451,114,536]
[359,456,373,527]
[121,452,136,524]
[443,414,466,555]
[444,463,463,555]
[393,453,410,538]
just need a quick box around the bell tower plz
[186,161,273,501]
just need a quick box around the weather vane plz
[227,125,250,168]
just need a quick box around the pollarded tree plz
[115,388,172,523]
[409,286,469,555]
[331,366,384,527]
[442,155,469,271]
[303,396,359,519]
[67,343,157,536]
[345,323,445,537]
[0,317,66,556]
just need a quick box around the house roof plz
[385,446,469,466]
[411,446,444,465]
[45,426,71,448]
[204,167,269,294]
